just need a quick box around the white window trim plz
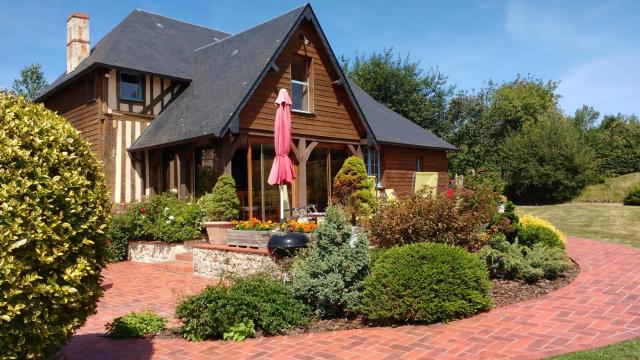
[291,78,310,112]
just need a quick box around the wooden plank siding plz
[381,144,448,196]
[240,21,364,142]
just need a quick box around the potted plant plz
[198,175,240,244]
[227,218,277,248]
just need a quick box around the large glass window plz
[119,72,143,101]
[250,143,292,222]
[291,55,310,112]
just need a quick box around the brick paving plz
[61,237,640,359]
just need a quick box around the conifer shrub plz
[517,214,565,249]
[198,175,240,221]
[360,242,491,325]
[0,93,110,359]
[290,205,370,317]
[331,156,376,222]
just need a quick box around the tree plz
[11,63,49,101]
[587,113,640,177]
[499,112,595,204]
[331,156,375,223]
[570,105,600,131]
[343,49,454,137]
[0,92,110,358]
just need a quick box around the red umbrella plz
[268,89,296,221]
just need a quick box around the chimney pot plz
[67,12,90,73]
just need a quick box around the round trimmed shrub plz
[0,93,111,359]
[517,214,565,249]
[624,184,640,206]
[360,242,491,325]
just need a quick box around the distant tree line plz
[343,49,640,204]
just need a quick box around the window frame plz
[290,54,312,113]
[118,72,144,102]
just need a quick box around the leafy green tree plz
[587,113,640,177]
[11,63,49,100]
[343,49,454,137]
[570,105,600,131]
[500,112,595,203]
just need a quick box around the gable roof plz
[35,10,230,101]
[348,79,456,150]
[130,6,307,150]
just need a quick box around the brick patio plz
[61,237,640,359]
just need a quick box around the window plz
[415,156,422,172]
[291,55,310,112]
[364,146,380,182]
[119,72,143,101]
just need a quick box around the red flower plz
[140,207,146,214]
[446,188,455,198]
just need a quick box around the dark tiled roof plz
[347,79,456,150]
[35,10,229,101]
[130,6,306,150]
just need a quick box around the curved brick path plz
[62,237,640,359]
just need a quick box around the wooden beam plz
[247,139,253,219]
[347,144,364,159]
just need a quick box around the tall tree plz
[342,49,454,137]
[12,63,48,101]
[570,105,600,131]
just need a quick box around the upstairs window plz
[291,55,310,112]
[119,72,143,101]
[415,156,422,172]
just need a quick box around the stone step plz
[153,260,193,274]
[175,252,193,262]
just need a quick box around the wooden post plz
[292,138,318,208]
[247,139,253,219]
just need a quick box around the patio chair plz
[413,172,438,197]
[384,188,398,201]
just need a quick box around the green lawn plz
[519,203,640,248]
[574,172,640,203]
[549,337,640,359]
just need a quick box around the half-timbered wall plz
[240,21,364,142]
[104,69,183,116]
[381,144,448,196]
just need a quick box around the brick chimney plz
[66,12,90,73]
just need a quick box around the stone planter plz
[227,229,274,248]
[128,241,188,263]
[203,221,233,244]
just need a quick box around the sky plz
[1,0,638,117]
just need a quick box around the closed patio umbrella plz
[268,88,296,222]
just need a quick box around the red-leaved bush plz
[368,188,500,252]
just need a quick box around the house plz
[37,4,456,221]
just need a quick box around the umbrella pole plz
[279,184,285,223]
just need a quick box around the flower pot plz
[203,221,234,244]
[227,229,274,248]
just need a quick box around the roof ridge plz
[193,4,307,52]
[132,9,230,35]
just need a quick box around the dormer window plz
[291,55,310,112]
[119,72,143,102]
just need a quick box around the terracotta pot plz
[203,221,233,244]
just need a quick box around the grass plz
[574,172,640,203]
[519,203,640,248]
[548,337,640,359]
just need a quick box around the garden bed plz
[491,258,580,308]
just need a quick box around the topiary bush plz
[360,242,491,325]
[290,205,370,318]
[623,184,640,206]
[176,274,310,341]
[517,214,565,249]
[478,235,571,283]
[106,310,167,339]
[331,156,376,223]
[368,188,500,252]
[198,175,240,221]
[0,93,111,359]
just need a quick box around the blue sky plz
[1,0,638,117]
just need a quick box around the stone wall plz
[192,245,278,278]
[128,241,188,263]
